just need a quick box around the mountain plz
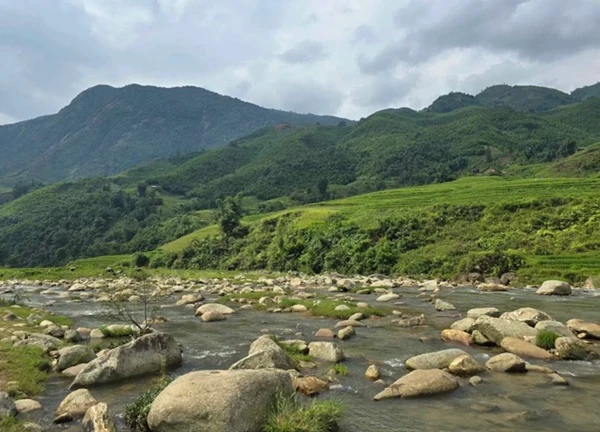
[0,84,349,183]
[2,100,598,268]
[425,82,600,114]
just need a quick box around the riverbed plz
[8,282,600,432]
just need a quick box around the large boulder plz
[82,402,116,432]
[405,349,467,370]
[195,303,235,316]
[373,369,458,400]
[500,308,553,326]
[485,353,527,373]
[472,316,538,346]
[566,319,600,339]
[467,308,500,319]
[14,399,42,414]
[57,345,97,372]
[147,369,293,432]
[536,280,572,296]
[535,321,574,337]
[450,318,476,333]
[0,392,17,417]
[71,333,182,388]
[56,389,98,418]
[308,342,345,362]
[434,299,455,311]
[230,335,295,370]
[555,337,600,360]
[500,337,554,360]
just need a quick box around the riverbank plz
[1,274,599,431]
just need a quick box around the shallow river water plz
[9,283,600,432]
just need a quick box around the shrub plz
[132,252,150,268]
[124,375,171,431]
[331,364,348,376]
[536,330,560,350]
[264,394,344,432]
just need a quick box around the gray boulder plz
[536,280,572,296]
[535,320,574,337]
[57,345,97,372]
[0,392,17,417]
[566,319,600,339]
[472,316,538,346]
[13,333,61,352]
[230,335,295,370]
[82,402,116,432]
[308,342,345,362]
[147,369,293,432]
[555,337,600,360]
[448,355,486,376]
[55,389,98,418]
[500,307,553,326]
[485,353,527,373]
[405,349,467,370]
[434,299,456,311]
[450,318,476,333]
[195,303,235,316]
[70,332,182,388]
[373,369,458,400]
[467,308,500,319]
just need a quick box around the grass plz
[264,394,344,432]
[276,299,385,320]
[277,342,314,368]
[221,291,280,302]
[0,417,33,432]
[0,343,50,397]
[536,330,561,350]
[331,364,348,376]
[124,375,172,432]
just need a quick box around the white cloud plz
[0,0,599,123]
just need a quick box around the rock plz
[71,332,182,388]
[69,283,86,292]
[348,312,364,321]
[477,283,508,292]
[290,304,308,312]
[315,328,336,338]
[64,329,82,343]
[405,349,467,370]
[62,363,89,377]
[566,319,600,339]
[535,321,574,337]
[57,345,97,371]
[308,342,345,362]
[45,325,65,339]
[472,316,538,346]
[229,335,295,370]
[39,320,54,328]
[147,369,293,432]
[90,329,105,339]
[373,369,458,400]
[440,329,473,346]
[195,303,235,316]
[471,330,494,346]
[500,272,518,286]
[525,364,554,373]
[293,376,329,396]
[376,293,400,302]
[56,389,98,418]
[555,337,600,360]
[82,402,116,432]
[394,314,426,327]
[469,376,484,386]
[485,353,527,373]
[20,422,44,432]
[335,320,365,328]
[278,340,308,354]
[338,326,355,340]
[176,293,204,306]
[53,413,73,424]
[3,312,18,321]
[467,307,500,319]
[548,373,569,386]
[500,307,553,326]
[584,276,599,289]
[15,399,42,414]
[0,392,17,417]
[500,337,554,359]
[365,364,381,380]
[434,299,456,311]
[13,333,61,352]
[536,280,572,296]
[334,304,351,311]
[448,354,486,376]
[450,318,476,333]
[200,311,226,322]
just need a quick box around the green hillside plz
[155,176,600,283]
[571,82,600,100]
[0,84,348,183]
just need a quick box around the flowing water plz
[8,284,600,432]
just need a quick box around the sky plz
[1,0,600,125]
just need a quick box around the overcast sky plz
[1,0,600,125]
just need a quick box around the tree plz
[338,121,347,127]
[216,195,245,239]
[137,182,147,197]
[317,178,329,199]
[132,252,150,268]
[485,145,493,163]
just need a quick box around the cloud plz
[0,0,599,123]
[278,40,328,64]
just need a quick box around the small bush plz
[331,364,348,376]
[132,252,150,268]
[264,394,344,432]
[536,330,560,350]
[125,375,171,431]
